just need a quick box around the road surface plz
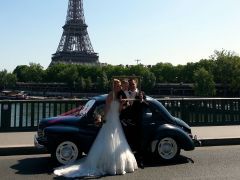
[1,145,240,179]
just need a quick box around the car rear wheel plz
[156,137,180,161]
[52,140,80,165]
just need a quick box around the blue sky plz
[1,0,240,72]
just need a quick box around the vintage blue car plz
[34,94,198,165]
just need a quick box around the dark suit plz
[117,90,127,100]
[118,90,135,149]
[131,98,149,158]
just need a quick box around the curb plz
[1,138,240,156]
[199,138,240,147]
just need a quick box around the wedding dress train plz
[54,100,138,178]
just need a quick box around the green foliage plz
[2,49,240,96]
[96,72,109,92]
[211,50,240,93]
[44,63,69,82]
[13,65,29,82]
[193,67,216,96]
[58,65,79,86]
[181,63,198,83]
[75,76,86,92]
[85,76,93,91]
[13,63,44,82]
[150,63,176,83]
[141,71,156,93]
[0,69,17,90]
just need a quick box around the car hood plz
[39,115,82,128]
[174,117,191,132]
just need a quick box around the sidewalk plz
[0,131,44,156]
[0,125,240,155]
[191,125,240,146]
[192,125,240,139]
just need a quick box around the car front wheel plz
[156,137,180,161]
[52,140,80,165]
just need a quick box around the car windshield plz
[79,100,95,115]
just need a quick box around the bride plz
[54,79,138,178]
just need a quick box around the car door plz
[78,101,104,152]
[141,104,158,141]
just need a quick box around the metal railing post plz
[1,102,11,130]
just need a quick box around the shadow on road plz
[53,176,102,180]
[10,156,56,175]
[144,154,194,167]
[52,155,194,179]
[10,154,194,178]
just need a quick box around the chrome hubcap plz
[56,141,78,165]
[158,137,178,160]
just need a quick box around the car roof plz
[91,94,154,102]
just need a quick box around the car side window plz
[92,104,105,127]
[144,104,163,123]
[141,105,155,125]
[142,106,152,119]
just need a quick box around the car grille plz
[37,124,44,138]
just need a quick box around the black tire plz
[51,140,81,165]
[155,137,180,162]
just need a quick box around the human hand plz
[120,97,127,104]
[121,120,127,126]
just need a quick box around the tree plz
[228,59,240,93]
[85,77,93,91]
[210,49,237,60]
[13,65,29,82]
[58,65,79,88]
[96,72,109,92]
[27,63,45,82]
[0,70,8,90]
[76,76,86,92]
[0,70,17,90]
[150,63,178,83]
[198,59,215,70]
[13,63,44,82]
[45,63,69,82]
[193,68,216,96]
[211,49,240,94]
[181,63,198,83]
[141,71,156,93]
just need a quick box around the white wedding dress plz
[54,100,138,178]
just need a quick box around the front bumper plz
[193,135,201,147]
[34,134,46,149]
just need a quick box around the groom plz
[119,78,138,148]
[119,79,145,168]
[130,91,149,169]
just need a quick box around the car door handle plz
[150,123,155,125]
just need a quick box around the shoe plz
[138,161,144,169]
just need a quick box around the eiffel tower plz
[51,0,99,65]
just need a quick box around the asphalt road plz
[1,145,240,180]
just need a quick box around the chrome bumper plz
[193,135,201,147]
[34,134,45,149]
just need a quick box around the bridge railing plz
[158,98,240,126]
[0,98,239,132]
[0,99,88,132]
